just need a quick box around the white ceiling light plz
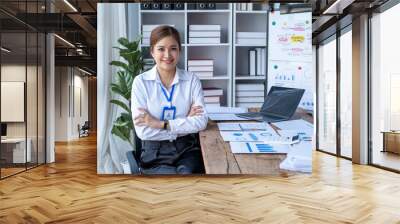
[54,34,75,48]
[78,67,92,76]
[323,0,355,15]
[1,47,11,53]
[63,0,78,12]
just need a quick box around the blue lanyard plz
[160,83,175,103]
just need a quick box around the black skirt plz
[140,133,205,174]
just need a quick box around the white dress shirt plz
[131,66,208,141]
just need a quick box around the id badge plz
[161,106,176,120]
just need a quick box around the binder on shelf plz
[151,3,161,9]
[197,3,207,9]
[174,3,184,10]
[256,48,262,75]
[207,3,216,9]
[161,3,172,10]
[249,50,256,76]
[141,3,151,10]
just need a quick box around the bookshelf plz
[233,3,268,107]
[138,3,267,107]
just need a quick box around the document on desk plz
[272,119,313,136]
[230,142,290,154]
[206,106,247,114]
[208,113,249,121]
[217,122,274,131]
[220,131,299,144]
[207,106,249,121]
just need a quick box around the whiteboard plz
[1,82,25,122]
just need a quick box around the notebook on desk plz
[236,86,305,122]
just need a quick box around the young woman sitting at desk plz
[131,25,208,174]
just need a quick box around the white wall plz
[55,66,89,141]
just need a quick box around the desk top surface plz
[199,109,313,175]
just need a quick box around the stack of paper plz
[236,84,265,108]
[206,106,248,121]
[272,119,314,140]
[189,25,221,44]
[189,59,214,78]
[219,130,299,144]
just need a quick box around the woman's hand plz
[134,108,164,129]
[187,105,204,117]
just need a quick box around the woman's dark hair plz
[150,25,181,51]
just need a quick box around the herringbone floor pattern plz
[1,135,400,223]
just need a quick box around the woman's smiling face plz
[151,36,180,72]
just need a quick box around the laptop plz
[236,86,305,122]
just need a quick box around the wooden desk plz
[199,109,313,175]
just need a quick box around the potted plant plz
[109,37,144,149]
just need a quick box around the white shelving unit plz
[232,3,268,107]
[138,3,267,107]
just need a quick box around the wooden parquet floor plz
[1,135,400,224]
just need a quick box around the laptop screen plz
[261,86,305,119]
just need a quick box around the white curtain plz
[97,3,133,174]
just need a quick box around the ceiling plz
[0,0,393,75]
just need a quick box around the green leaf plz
[110,99,131,113]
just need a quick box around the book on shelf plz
[194,71,214,78]
[256,48,262,75]
[236,102,263,108]
[188,59,214,66]
[236,3,256,11]
[249,50,256,76]
[203,88,223,96]
[189,31,221,38]
[261,48,266,76]
[205,102,221,107]
[188,66,213,72]
[236,96,265,103]
[236,32,266,38]
[142,24,175,32]
[236,83,264,91]
[189,25,221,31]
[247,47,266,76]
[204,96,220,103]
[236,90,264,97]
[189,37,220,44]
[236,38,266,45]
